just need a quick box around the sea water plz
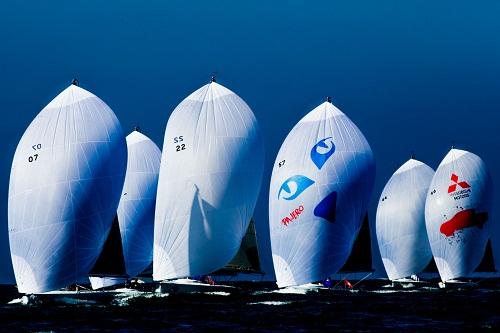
[0,286,499,331]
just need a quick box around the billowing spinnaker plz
[376,159,434,280]
[153,81,264,280]
[8,84,127,293]
[425,149,492,282]
[117,130,161,278]
[269,101,375,288]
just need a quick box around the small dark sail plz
[423,258,439,273]
[338,213,373,272]
[474,239,497,272]
[89,214,127,277]
[213,220,263,275]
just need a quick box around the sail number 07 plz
[28,143,41,163]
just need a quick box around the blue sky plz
[1,0,500,281]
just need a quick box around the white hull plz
[156,278,236,294]
[89,276,128,290]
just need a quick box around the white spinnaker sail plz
[425,149,492,282]
[376,159,434,281]
[8,84,127,293]
[153,81,264,280]
[269,101,375,288]
[117,130,161,278]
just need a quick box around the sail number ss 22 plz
[174,136,186,152]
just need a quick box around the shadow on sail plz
[187,186,230,276]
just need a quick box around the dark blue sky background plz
[1,0,500,281]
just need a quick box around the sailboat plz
[425,148,493,287]
[89,129,161,290]
[269,97,376,289]
[376,158,434,286]
[153,78,264,290]
[8,81,127,294]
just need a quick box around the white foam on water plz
[271,283,326,295]
[272,288,308,295]
[7,297,26,305]
[112,291,168,307]
[248,301,293,306]
[368,290,401,294]
[367,288,440,294]
[203,291,231,296]
[250,290,272,296]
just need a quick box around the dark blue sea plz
[0,284,499,332]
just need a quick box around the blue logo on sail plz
[278,175,315,200]
[314,191,338,223]
[311,137,335,170]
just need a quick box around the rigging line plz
[352,271,373,288]
[331,278,344,290]
[75,284,91,291]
